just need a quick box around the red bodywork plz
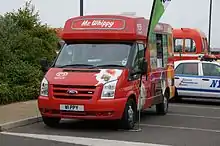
[173,28,208,61]
[38,15,175,120]
[38,68,132,120]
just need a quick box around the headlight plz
[101,80,118,99]
[40,78,49,96]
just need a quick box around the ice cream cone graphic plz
[101,74,111,81]
[94,69,123,86]
[106,69,116,76]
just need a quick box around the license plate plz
[60,104,84,111]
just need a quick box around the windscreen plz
[54,43,132,68]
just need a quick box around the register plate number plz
[60,104,84,111]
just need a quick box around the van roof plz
[61,14,172,41]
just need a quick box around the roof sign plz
[71,18,125,30]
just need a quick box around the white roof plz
[120,12,136,16]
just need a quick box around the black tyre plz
[119,98,136,130]
[172,87,182,102]
[42,116,61,128]
[156,90,169,115]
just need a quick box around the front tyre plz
[119,98,136,130]
[42,116,61,128]
[156,90,169,115]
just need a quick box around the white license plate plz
[60,104,84,111]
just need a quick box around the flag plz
[147,0,171,36]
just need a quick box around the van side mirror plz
[141,60,148,74]
[130,59,148,76]
[40,58,50,74]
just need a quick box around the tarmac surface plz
[1,99,220,146]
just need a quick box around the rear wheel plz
[156,90,169,115]
[119,98,136,130]
[42,116,61,128]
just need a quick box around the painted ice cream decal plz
[95,69,122,85]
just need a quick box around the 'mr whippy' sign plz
[71,18,125,30]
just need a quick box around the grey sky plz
[1,0,219,47]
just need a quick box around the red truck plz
[38,14,175,130]
[172,28,209,61]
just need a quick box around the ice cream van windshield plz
[54,43,132,68]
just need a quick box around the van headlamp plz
[40,78,49,97]
[101,80,118,99]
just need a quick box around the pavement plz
[0,100,41,131]
[1,99,220,146]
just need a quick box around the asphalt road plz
[1,99,220,146]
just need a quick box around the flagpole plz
[208,0,213,53]
[131,0,157,132]
[80,0,83,16]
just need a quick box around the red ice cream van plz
[172,28,209,61]
[38,14,175,130]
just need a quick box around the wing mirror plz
[141,59,148,74]
[40,58,50,74]
[130,59,148,76]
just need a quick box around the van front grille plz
[53,85,96,100]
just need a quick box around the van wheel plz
[119,98,136,130]
[156,91,169,115]
[42,116,61,127]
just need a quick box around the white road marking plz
[140,124,220,133]
[170,104,220,110]
[1,132,171,146]
[167,113,220,120]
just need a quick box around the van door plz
[175,62,201,97]
[200,62,220,98]
[130,43,147,110]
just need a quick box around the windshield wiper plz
[58,64,95,68]
[93,64,125,68]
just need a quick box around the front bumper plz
[38,96,127,120]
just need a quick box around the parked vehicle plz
[174,57,220,100]
[172,28,208,61]
[38,14,175,129]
